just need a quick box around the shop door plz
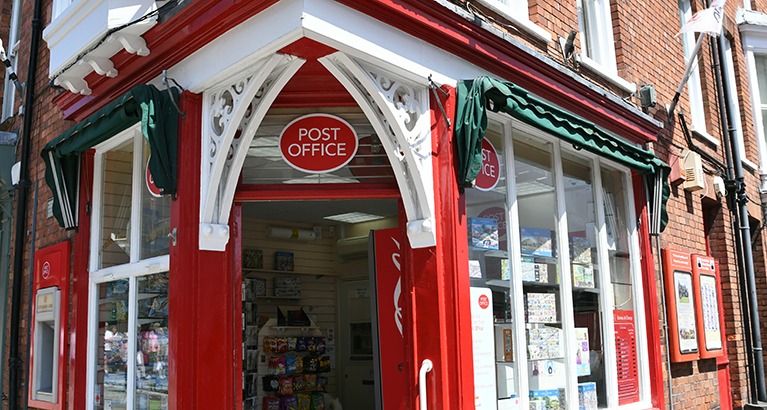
[339,279,376,408]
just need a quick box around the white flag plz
[678,0,726,35]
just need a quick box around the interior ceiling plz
[241,199,399,225]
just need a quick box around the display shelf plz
[522,281,560,288]
[257,295,302,303]
[243,268,338,277]
[572,286,600,294]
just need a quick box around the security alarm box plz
[28,241,70,409]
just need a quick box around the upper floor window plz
[2,0,21,121]
[722,37,753,168]
[753,55,767,150]
[52,0,74,20]
[578,0,636,92]
[474,0,552,42]
[678,0,716,143]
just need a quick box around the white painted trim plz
[578,55,637,93]
[166,0,470,95]
[90,256,170,284]
[467,0,552,43]
[552,140,579,409]
[130,134,142,264]
[85,281,98,410]
[691,128,721,146]
[126,276,137,410]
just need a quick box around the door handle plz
[418,359,433,410]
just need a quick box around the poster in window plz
[674,271,698,354]
[699,274,722,351]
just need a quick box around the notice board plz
[662,249,699,362]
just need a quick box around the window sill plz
[578,55,637,94]
[743,156,758,171]
[474,0,552,43]
[691,129,720,146]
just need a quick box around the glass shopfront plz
[466,118,650,410]
[87,126,171,410]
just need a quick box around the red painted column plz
[170,92,236,409]
[69,151,94,410]
[404,84,473,409]
[632,173,665,410]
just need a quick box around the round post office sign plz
[475,138,500,191]
[279,114,359,173]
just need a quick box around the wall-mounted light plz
[266,226,317,241]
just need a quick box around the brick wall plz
[2,0,75,407]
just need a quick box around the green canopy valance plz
[42,84,179,229]
[454,76,669,232]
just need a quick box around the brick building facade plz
[1,0,767,409]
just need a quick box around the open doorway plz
[238,199,399,410]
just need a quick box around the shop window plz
[466,118,650,409]
[473,0,552,42]
[88,125,170,410]
[678,0,714,143]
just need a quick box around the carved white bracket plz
[108,33,151,56]
[53,75,92,95]
[81,57,118,77]
[320,52,436,248]
[199,53,305,250]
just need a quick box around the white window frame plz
[741,17,767,193]
[479,113,651,409]
[2,0,21,121]
[474,0,552,42]
[577,0,636,93]
[84,124,170,410]
[723,37,757,170]
[678,0,719,145]
[52,0,75,20]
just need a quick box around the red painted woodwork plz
[275,38,355,107]
[233,205,244,410]
[632,172,665,410]
[54,0,660,148]
[430,83,476,409]
[70,151,94,410]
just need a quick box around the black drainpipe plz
[709,31,767,405]
[8,0,43,405]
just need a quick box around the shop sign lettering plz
[475,138,500,191]
[279,114,359,173]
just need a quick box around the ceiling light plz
[323,212,385,224]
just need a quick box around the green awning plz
[455,76,669,232]
[42,84,179,229]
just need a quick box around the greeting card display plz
[274,276,301,297]
[468,218,499,250]
[522,258,550,283]
[520,227,553,257]
[274,251,295,271]
[572,264,595,288]
[243,248,264,269]
[569,234,592,264]
[578,382,598,410]
[529,388,563,410]
[500,259,510,280]
[469,260,483,279]
[574,327,591,376]
[527,326,562,360]
[526,293,557,323]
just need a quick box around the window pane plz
[561,150,607,407]
[135,272,169,409]
[514,135,569,406]
[100,140,134,269]
[465,122,519,404]
[601,165,641,405]
[95,280,130,410]
[140,141,171,260]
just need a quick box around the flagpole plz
[667,33,705,115]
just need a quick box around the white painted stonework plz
[42,0,159,94]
